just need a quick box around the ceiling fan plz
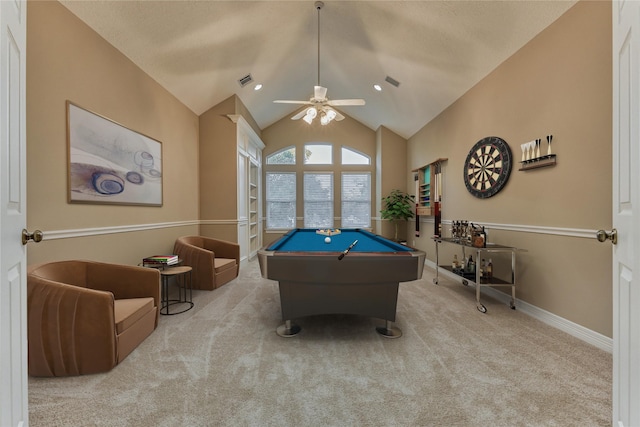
[273,1,365,125]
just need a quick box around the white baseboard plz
[424,259,612,353]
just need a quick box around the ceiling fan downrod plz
[315,1,323,87]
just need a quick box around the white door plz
[612,1,640,425]
[0,0,28,425]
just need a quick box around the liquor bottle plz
[468,255,475,274]
[487,259,493,280]
[480,258,486,279]
[452,254,459,270]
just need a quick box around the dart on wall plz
[519,134,556,171]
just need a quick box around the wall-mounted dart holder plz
[519,134,556,171]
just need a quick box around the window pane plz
[304,202,333,228]
[304,144,332,164]
[267,202,296,229]
[266,172,296,229]
[341,147,370,165]
[341,172,371,228]
[341,202,370,227]
[304,173,333,228]
[266,147,296,165]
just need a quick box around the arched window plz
[304,144,332,164]
[266,146,296,165]
[341,147,370,165]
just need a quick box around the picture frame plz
[67,101,163,206]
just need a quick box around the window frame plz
[265,171,297,230]
[341,171,372,228]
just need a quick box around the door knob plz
[596,229,617,245]
[22,229,43,245]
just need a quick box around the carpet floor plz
[28,259,611,426]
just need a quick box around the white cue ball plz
[325,237,331,243]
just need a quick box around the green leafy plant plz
[380,189,415,241]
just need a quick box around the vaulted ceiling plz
[59,0,577,139]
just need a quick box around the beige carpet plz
[28,259,611,426]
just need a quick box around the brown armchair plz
[174,236,240,290]
[27,260,160,377]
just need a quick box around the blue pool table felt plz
[267,228,411,253]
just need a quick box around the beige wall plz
[376,126,409,239]
[407,0,612,336]
[26,1,200,266]
[198,95,263,243]
[199,96,238,242]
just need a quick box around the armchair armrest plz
[27,276,118,376]
[174,241,215,289]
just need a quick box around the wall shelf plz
[519,154,556,171]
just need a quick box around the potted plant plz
[380,189,415,242]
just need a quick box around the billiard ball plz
[325,237,331,243]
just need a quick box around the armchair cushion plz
[114,297,155,334]
[174,236,240,290]
[214,258,237,274]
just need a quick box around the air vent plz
[238,74,253,87]
[385,76,400,88]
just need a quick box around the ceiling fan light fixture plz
[303,107,317,124]
[306,107,317,118]
[325,108,337,121]
[320,112,330,126]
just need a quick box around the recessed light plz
[373,84,382,91]
[254,84,263,91]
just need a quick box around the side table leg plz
[161,276,170,315]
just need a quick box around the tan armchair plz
[174,236,240,290]
[27,260,160,377]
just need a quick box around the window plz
[304,144,332,164]
[341,172,371,228]
[266,172,296,229]
[341,147,370,165]
[265,143,373,230]
[266,147,296,165]
[304,172,333,228]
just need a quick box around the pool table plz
[258,228,426,338]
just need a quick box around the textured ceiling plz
[59,0,578,138]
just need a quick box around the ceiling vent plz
[385,76,400,88]
[238,74,253,87]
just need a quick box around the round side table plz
[160,266,194,315]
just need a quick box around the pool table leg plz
[375,320,402,338]
[276,319,301,337]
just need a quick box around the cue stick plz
[338,239,358,260]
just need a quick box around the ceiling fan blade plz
[333,110,345,121]
[327,99,366,106]
[314,86,328,100]
[290,109,308,120]
[273,100,312,105]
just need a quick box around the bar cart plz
[432,237,526,313]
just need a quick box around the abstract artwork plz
[67,101,163,206]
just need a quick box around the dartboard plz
[463,136,512,199]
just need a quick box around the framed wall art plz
[67,101,163,206]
